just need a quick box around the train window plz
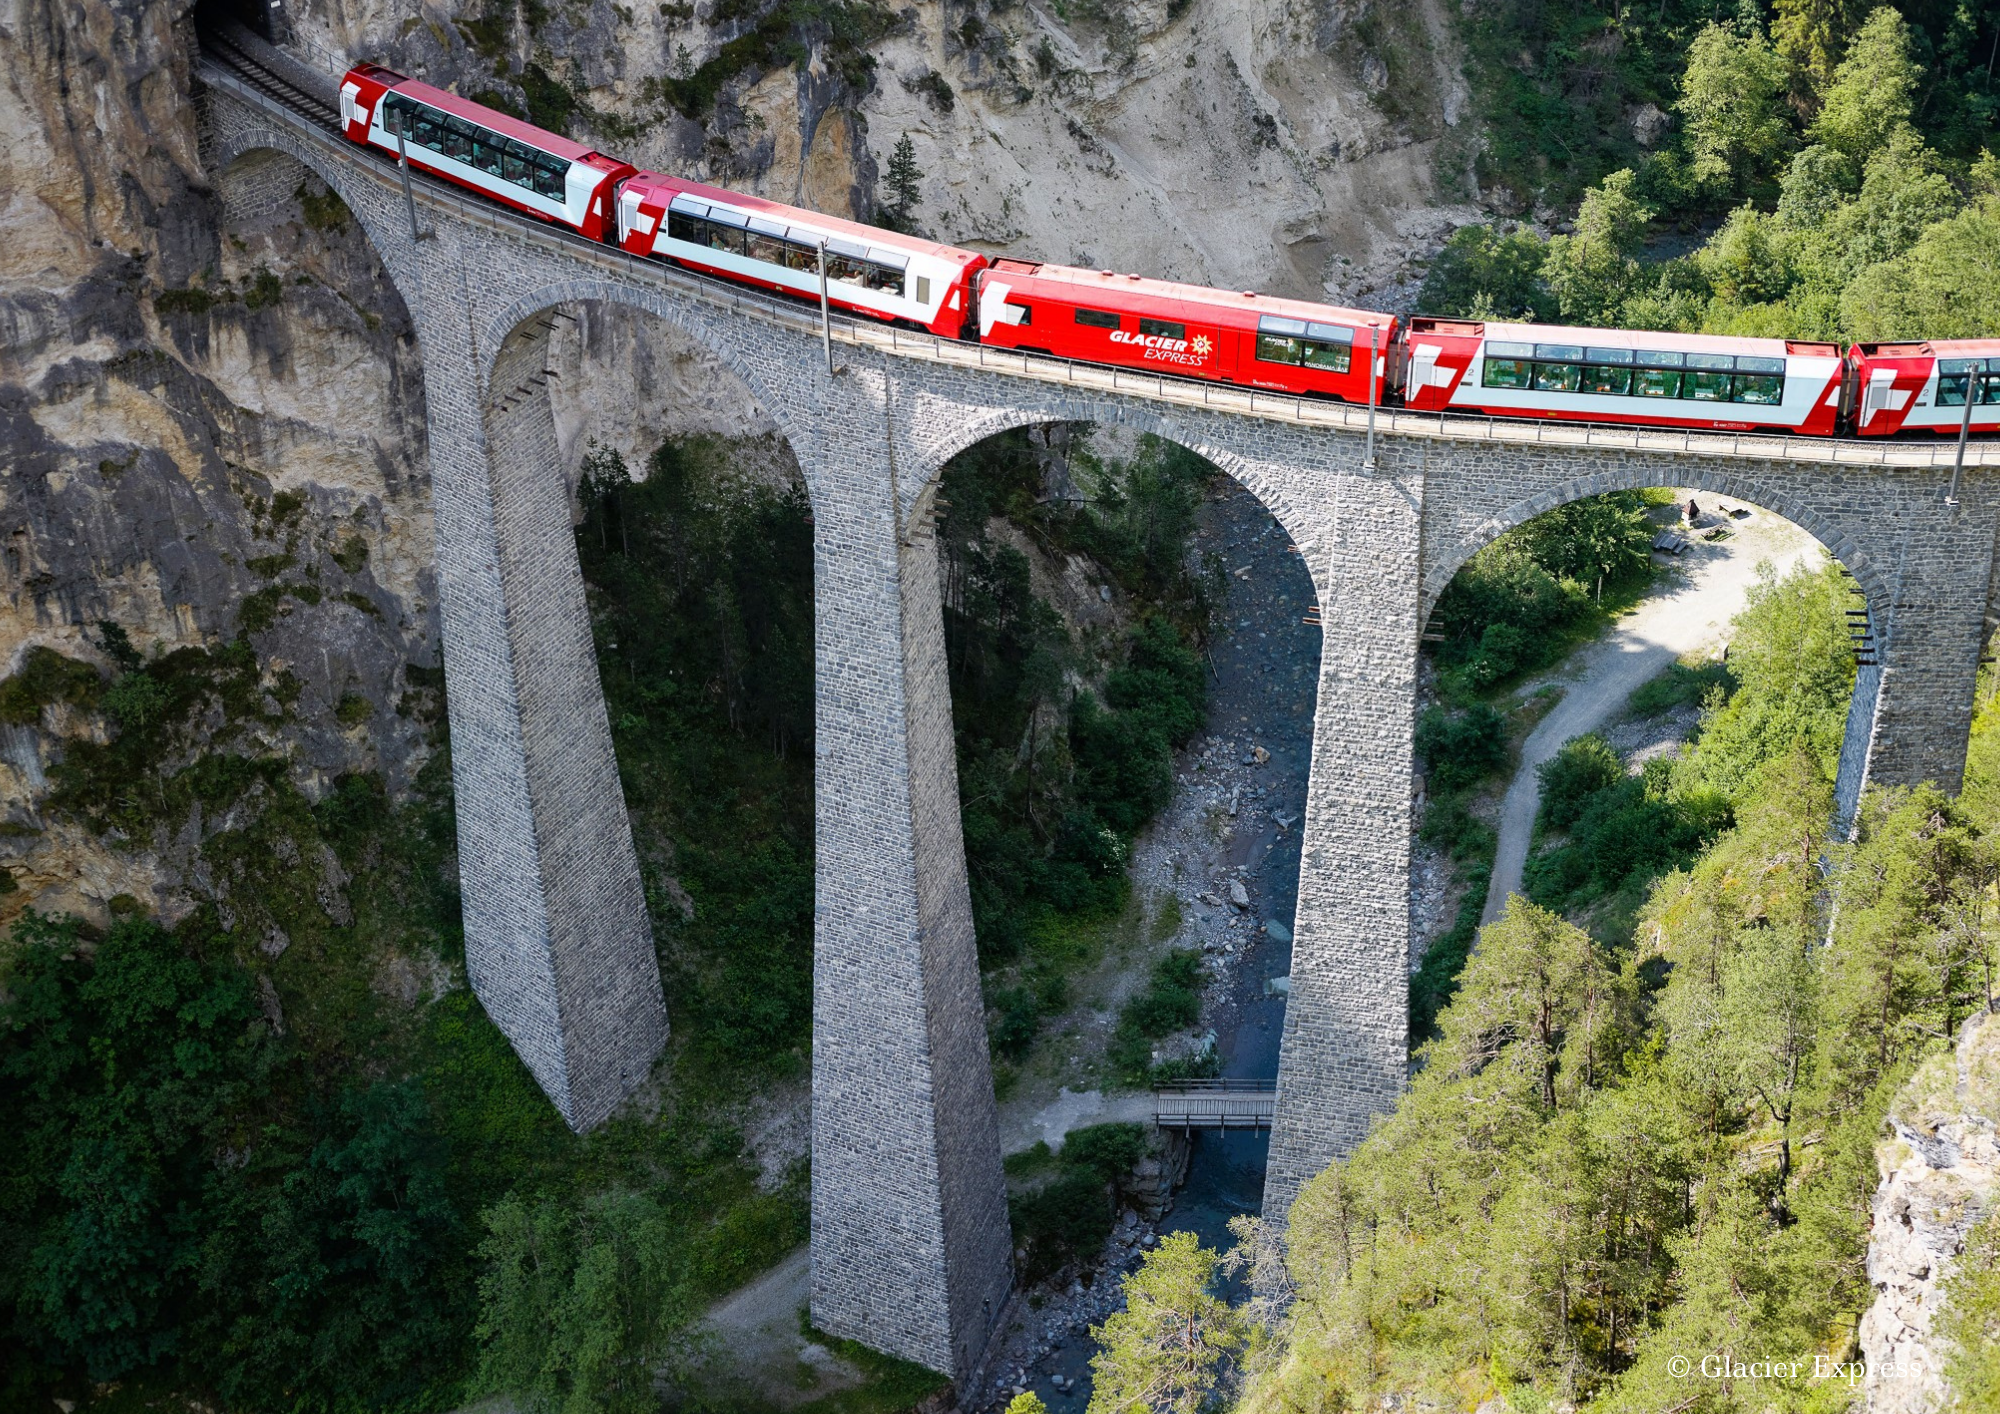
[469,137,505,177]
[441,117,476,162]
[1301,339,1352,373]
[1583,365,1632,395]
[1634,369,1681,397]
[501,149,531,186]
[1485,341,1534,359]
[1732,373,1784,404]
[412,112,444,150]
[1684,369,1731,400]
[1937,358,1996,405]
[865,264,905,294]
[1585,347,1634,364]
[1140,318,1186,339]
[915,276,932,304]
[1256,333,1304,365]
[1481,357,1532,389]
[1534,344,1584,362]
[784,242,817,273]
[1533,362,1581,392]
[1686,353,1733,369]
[1076,308,1121,329]
[668,210,702,242]
[535,162,567,200]
[828,255,867,284]
[747,232,788,265]
[1637,349,1686,368]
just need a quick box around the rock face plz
[1858,1007,2000,1414]
[1,1,437,925]
[282,0,1476,306]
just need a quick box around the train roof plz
[625,172,985,268]
[1852,339,2000,357]
[990,260,1396,333]
[1412,317,1838,358]
[363,71,615,166]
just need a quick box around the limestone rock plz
[1858,1008,2000,1414]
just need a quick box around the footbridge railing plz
[1153,1078,1277,1131]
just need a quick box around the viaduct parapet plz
[197,47,2000,1386]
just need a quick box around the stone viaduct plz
[196,35,2000,1387]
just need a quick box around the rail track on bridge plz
[195,27,2000,474]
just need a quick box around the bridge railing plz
[1152,1077,1277,1131]
[197,57,2000,472]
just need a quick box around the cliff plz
[1859,1005,2000,1414]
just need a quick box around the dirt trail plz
[1480,498,1817,926]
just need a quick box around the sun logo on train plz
[1192,335,1213,357]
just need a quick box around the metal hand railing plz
[196,52,2000,474]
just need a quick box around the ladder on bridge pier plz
[1152,1077,1276,1131]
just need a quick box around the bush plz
[1108,950,1204,1081]
[1536,734,1624,831]
[1008,1124,1149,1284]
[1416,704,1508,791]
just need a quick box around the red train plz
[339,64,1998,440]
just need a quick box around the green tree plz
[1007,1394,1052,1414]
[1087,1232,1247,1414]
[883,133,923,229]
[1697,204,1792,306]
[1841,196,2000,339]
[1511,491,1655,592]
[1542,171,1654,325]
[1807,6,1922,168]
[1414,224,1554,319]
[1938,1208,2000,1412]
[474,1189,693,1414]
[1678,23,1793,199]
[1773,0,1871,108]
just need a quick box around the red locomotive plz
[335,62,1994,441]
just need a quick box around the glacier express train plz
[338,63,2000,439]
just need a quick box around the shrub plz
[1536,734,1624,831]
[1416,704,1508,791]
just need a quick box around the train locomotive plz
[339,64,2000,441]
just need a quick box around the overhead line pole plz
[816,239,835,377]
[390,103,426,242]
[1948,359,1977,511]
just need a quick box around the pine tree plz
[884,133,923,230]
[1086,1232,1246,1414]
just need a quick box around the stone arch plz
[900,393,1330,562]
[478,279,819,503]
[1420,463,1889,626]
[208,125,428,310]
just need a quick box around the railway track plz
[194,23,341,129]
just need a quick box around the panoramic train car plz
[1847,340,2000,436]
[614,172,986,338]
[337,65,634,241]
[975,261,1397,404]
[1401,318,1844,436]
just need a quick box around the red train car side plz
[1848,340,2000,435]
[975,261,1396,404]
[337,65,633,241]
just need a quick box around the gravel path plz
[1480,497,1817,925]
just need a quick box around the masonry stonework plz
[200,64,2000,1383]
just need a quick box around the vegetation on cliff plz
[1222,569,2000,1414]
[1434,2,2000,341]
